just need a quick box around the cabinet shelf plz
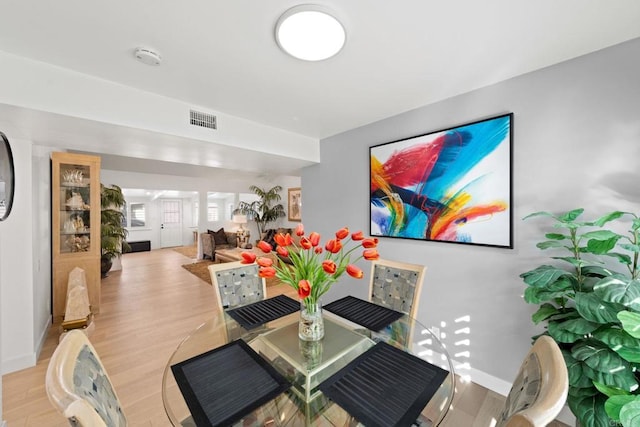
[60,230,91,235]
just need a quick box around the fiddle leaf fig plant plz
[520,208,640,427]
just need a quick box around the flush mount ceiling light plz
[275,4,346,61]
[134,47,162,66]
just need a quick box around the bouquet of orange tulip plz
[240,224,379,310]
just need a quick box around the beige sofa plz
[200,231,238,260]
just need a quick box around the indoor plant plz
[100,184,129,276]
[241,223,380,341]
[520,208,640,427]
[234,185,286,238]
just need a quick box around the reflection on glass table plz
[162,307,455,427]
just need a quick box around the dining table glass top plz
[162,303,455,427]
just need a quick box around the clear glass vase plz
[299,300,325,341]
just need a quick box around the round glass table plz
[162,306,455,427]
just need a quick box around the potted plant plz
[101,184,129,276]
[235,185,286,238]
[520,208,640,427]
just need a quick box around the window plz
[207,203,219,221]
[193,201,199,226]
[130,203,146,227]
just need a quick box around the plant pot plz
[100,257,113,277]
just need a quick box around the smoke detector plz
[134,47,162,66]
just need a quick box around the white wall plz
[302,38,640,391]
[0,137,36,373]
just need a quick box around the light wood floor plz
[2,248,568,426]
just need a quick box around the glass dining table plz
[162,301,455,427]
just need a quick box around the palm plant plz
[101,184,129,275]
[235,185,286,237]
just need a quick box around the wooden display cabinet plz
[51,152,101,323]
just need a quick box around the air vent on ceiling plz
[190,110,217,130]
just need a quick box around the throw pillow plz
[209,228,228,245]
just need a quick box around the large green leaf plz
[551,256,587,268]
[559,317,602,335]
[583,265,618,278]
[520,265,573,288]
[561,208,585,222]
[563,350,597,388]
[545,233,567,240]
[548,320,584,343]
[593,328,640,349]
[523,211,561,221]
[583,230,623,241]
[575,292,624,324]
[537,240,568,250]
[572,340,631,373]
[587,237,621,254]
[582,364,638,391]
[620,244,640,253]
[620,400,640,427]
[524,287,570,304]
[616,347,640,363]
[596,382,631,397]
[618,311,640,339]
[569,394,612,427]
[605,252,633,265]
[593,211,627,227]
[531,303,560,324]
[605,395,637,421]
[594,278,640,311]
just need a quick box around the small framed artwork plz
[370,113,513,248]
[288,187,302,221]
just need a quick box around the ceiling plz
[1,1,640,174]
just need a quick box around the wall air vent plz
[190,110,217,130]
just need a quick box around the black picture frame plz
[369,113,513,249]
[0,131,15,221]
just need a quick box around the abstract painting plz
[370,113,513,248]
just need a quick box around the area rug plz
[181,260,284,288]
[182,261,214,285]
[172,245,198,259]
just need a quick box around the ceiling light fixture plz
[275,4,346,61]
[134,47,162,66]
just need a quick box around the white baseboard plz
[2,316,52,375]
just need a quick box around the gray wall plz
[302,37,640,387]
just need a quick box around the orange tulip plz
[363,249,379,260]
[346,264,363,279]
[274,233,287,247]
[257,240,273,253]
[240,251,256,264]
[325,239,343,254]
[351,230,364,241]
[257,257,273,267]
[309,232,321,247]
[276,245,289,257]
[298,279,311,299]
[300,236,313,250]
[362,238,379,248]
[322,260,337,274]
[314,247,323,255]
[295,223,304,236]
[336,227,349,240]
[259,266,277,278]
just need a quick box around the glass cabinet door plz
[58,163,92,253]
